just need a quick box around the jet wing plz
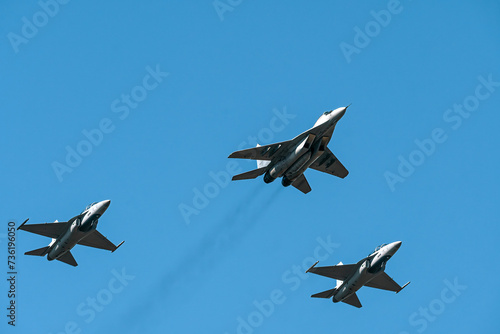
[77,230,120,251]
[365,272,402,292]
[228,140,292,161]
[307,263,357,280]
[18,222,69,239]
[309,148,348,178]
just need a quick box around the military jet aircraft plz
[306,241,410,308]
[18,200,124,267]
[228,106,349,193]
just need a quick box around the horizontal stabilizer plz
[311,288,336,299]
[25,246,50,256]
[342,293,362,308]
[232,167,267,181]
[57,251,78,267]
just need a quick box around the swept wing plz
[228,140,292,161]
[18,221,69,239]
[365,272,404,292]
[228,125,325,162]
[78,230,123,252]
[306,262,357,280]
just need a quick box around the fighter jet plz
[18,200,124,267]
[306,241,410,308]
[228,106,349,193]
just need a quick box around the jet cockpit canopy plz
[81,202,98,214]
[369,243,387,256]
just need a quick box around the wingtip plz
[17,218,29,230]
[112,241,125,253]
[397,281,411,294]
[306,260,319,273]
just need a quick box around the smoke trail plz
[119,184,284,331]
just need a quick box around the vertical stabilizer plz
[336,261,344,288]
[49,238,57,247]
[256,144,271,169]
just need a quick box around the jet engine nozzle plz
[282,177,293,187]
[263,171,276,184]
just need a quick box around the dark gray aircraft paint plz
[228,106,349,194]
[18,200,124,266]
[306,241,410,308]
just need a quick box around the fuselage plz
[46,200,110,261]
[264,106,347,186]
[332,241,402,303]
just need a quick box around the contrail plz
[119,184,283,331]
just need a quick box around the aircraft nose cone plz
[333,106,347,120]
[101,200,111,209]
[393,241,402,250]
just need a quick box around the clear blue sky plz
[1,1,499,333]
